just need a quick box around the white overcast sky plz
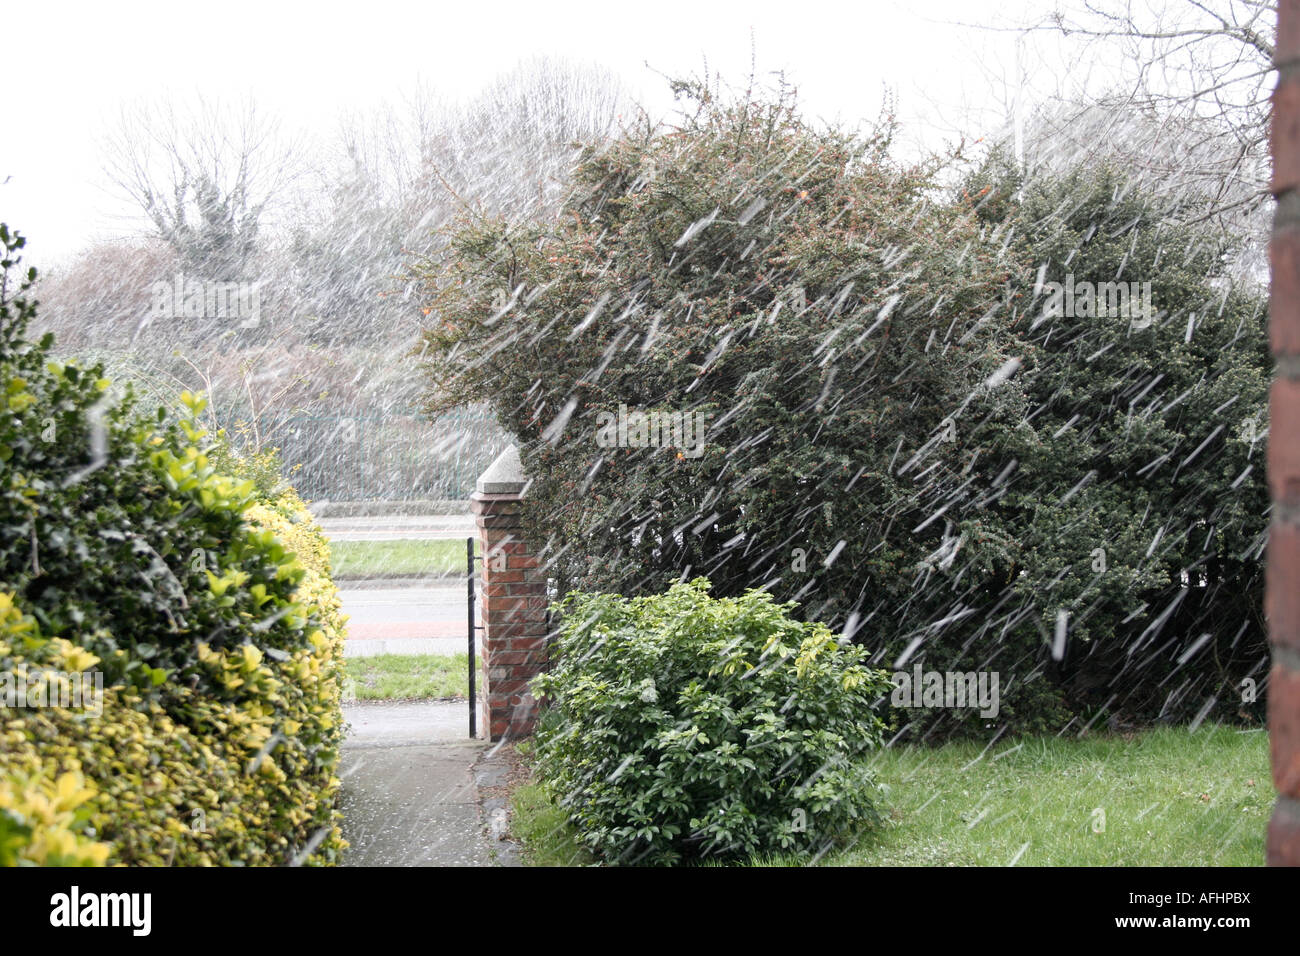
[3,0,1085,266]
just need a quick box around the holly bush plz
[420,79,1271,736]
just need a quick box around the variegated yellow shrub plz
[1,225,348,866]
[0,768,111,867]
[0,491,348,866]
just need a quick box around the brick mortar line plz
[1274,793,1300,821]
[1273,645,1300,672]
[1275,191,1300,217]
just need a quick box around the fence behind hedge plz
[251,405,509,501]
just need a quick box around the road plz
[317,513,479,658]
[338,583,476,658]
[317,514,475,542]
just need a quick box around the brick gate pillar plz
[1269,0,1300,866]
[470,445,549,741]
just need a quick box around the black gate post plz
[466,536,478,738]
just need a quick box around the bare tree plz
[268,58,637,346]
[1034,1,1276,274]
[419,56,636,225]
[104,96,298,279]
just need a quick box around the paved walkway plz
[327,513,521,867]
[339,700,518,867]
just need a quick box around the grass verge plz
[342,653,481,700]
[508,724,1271,866]
[330,538,464,578]
[509,780,597,866]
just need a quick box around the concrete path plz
[344,636,467,658]
[327,516,520,867]
[339,701,501,867]
[344,699,472,744]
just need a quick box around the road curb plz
[473,743,526,867]
[335,574,462,588]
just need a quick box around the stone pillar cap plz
[476,443,527,495]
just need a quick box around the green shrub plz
[532,578,891,865]
[0,224,346,865]
[935,156,1271,733]
[209,428,288,501]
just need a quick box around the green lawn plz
[342,653,480,700]
[329,538,464,578]
[509,725,1271,867]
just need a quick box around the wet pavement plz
[339,701,496,867]
[328,515,506,867]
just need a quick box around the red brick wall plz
[469,491,550,741]
[1269,0,1300,866]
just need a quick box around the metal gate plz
[466,536,480,738]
